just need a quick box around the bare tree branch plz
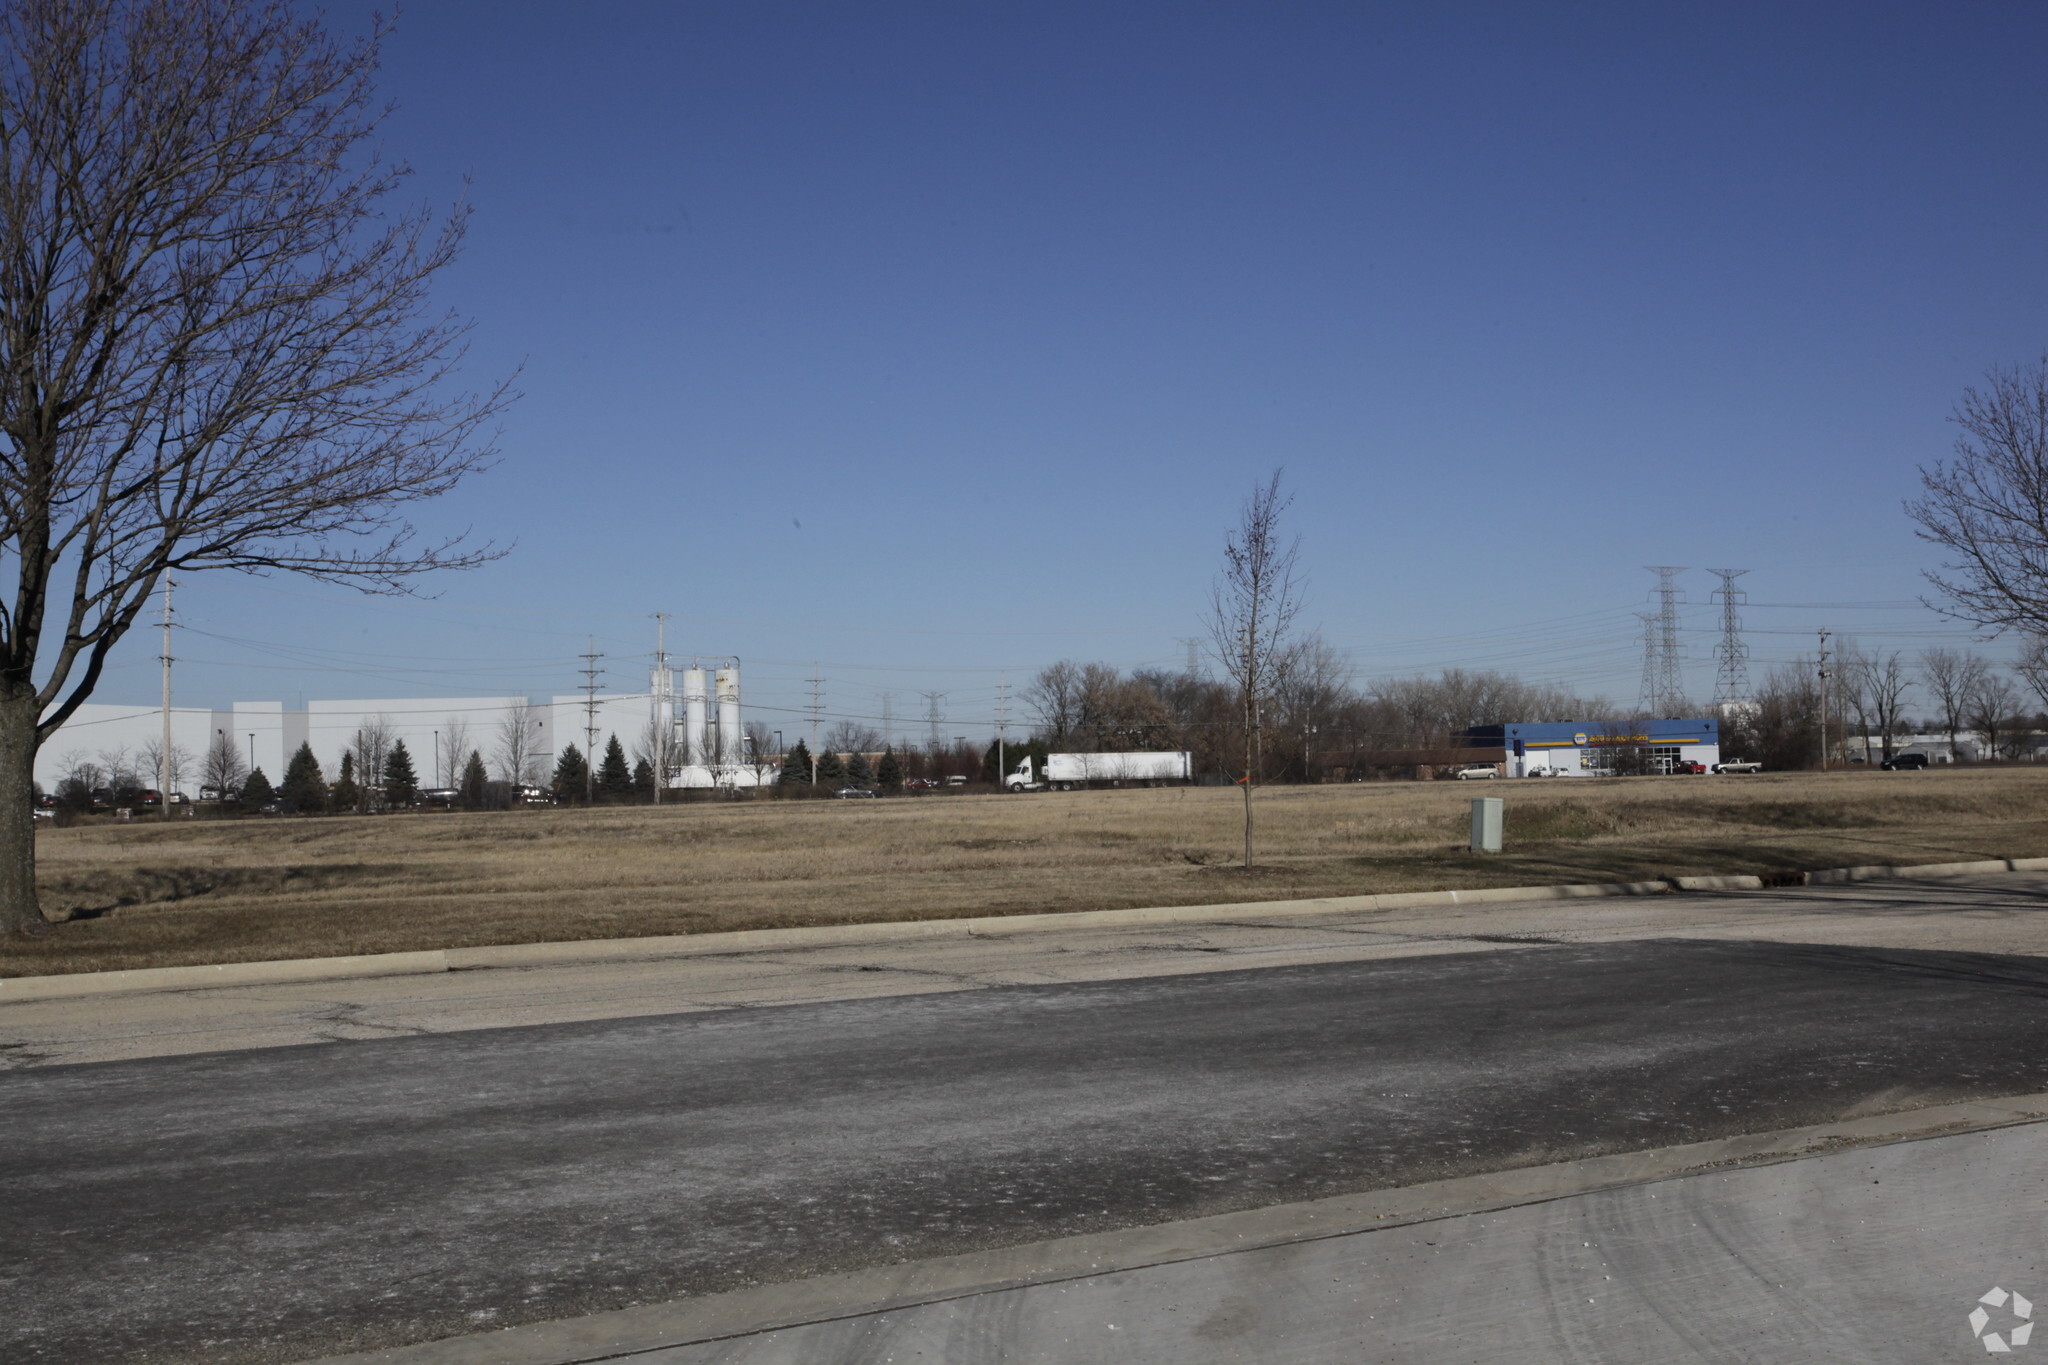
[1,0,514,933]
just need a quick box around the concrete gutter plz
[5,857,2040,1005]
[300,1089,2048,1365]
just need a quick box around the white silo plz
[715,666,742,765]
[683,668,709,767]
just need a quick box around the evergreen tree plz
[384,740,419,808]
[846,749,873,784]
[280,741,327,813]
[779,739,812,790]
[551,742,589,805]
[459,750,489,809]
[876,746,903,791]
[332,751,361,814]
[241,767,275,807]
[815,747,845,785]
[597,734,633,800]
[632,757,655,801]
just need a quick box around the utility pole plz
[880,692,895,751]
[1177,636,1203,678]
[1817,628,1831,773]
[158,577,174,817]
[1708,568,1751,710]
[651,613,670,805]
[579,636,605,802]
[921,692,946,756]
[807,664,825,785]
[996,674,1009,788]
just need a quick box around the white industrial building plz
[34,664,771,793]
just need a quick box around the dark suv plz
[1880,752,1929,770]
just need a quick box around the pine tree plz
[332,751,361,814]
[876,746,903,791]
[459,750,488,809]
[632,757,655,801]
[241,767,275,808]
[551,743,589,805]
[597,734,633,800]
[779,739,812,790]
[846,749,873,784]
[384,740,419,808]
[280,741,327,813]
[815,747,845,786]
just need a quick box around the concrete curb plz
[5,857,2035,1005]
[299,1089,2048,1365]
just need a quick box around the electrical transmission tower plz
[920,691,946,752]
[578,637,605,801]
[1636,612,1661,715]
[879,691,895,750]
[1177,636,1204,677]
[1644,566,1688,715]
[1707,569,1750,709]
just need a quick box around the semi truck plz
[1005,751,1194,792]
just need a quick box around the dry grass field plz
[7,766,2048,978]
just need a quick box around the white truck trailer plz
[1006,751,1193,791]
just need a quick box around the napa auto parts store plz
[1463,719,1722,777]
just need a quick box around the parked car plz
[198,785,223,802]
[1881,752,1929,770]
[833,785,877,799]
[1522,766,1557,777]
[944,775,968,787]
[1712,759,1764,774]
[31,805,53,823]
[904,777,939,790]
[1672,760,1707,775]
[1452,764,1499,780]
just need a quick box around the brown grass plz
[8,767,2048,978]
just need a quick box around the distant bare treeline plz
[1025,641,1616,781]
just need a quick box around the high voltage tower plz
[578,637,604,801]
[921,691,946,752]
[1707,569,1751,708]
[1644,566,1688,715]
[1635,612,1660,714]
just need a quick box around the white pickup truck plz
[1712,758,1763,774]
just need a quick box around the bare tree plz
[823,720,882,758]
[1025,661,1083,744]
[0,0,512,933]
[202,729,247,798]
[435,718,472,791]
[2016,636,2048,715]
[1852,650,1912,762]
[1969,673,2022,760]
[352,715,396,809]
[136,738,193,798]
[496,702,543,786]
[1207,469,1304,867]
[1921,649,1988,761]
[1909,358,2048,632]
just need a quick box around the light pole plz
[433,730,440,788]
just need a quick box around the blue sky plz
[99,0,2048,737]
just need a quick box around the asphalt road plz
[7,937,2048,1363]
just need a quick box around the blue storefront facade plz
[1464,718,1721,777]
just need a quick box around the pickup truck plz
[1712,759,1763,774]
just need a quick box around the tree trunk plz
[0,692,48,936]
